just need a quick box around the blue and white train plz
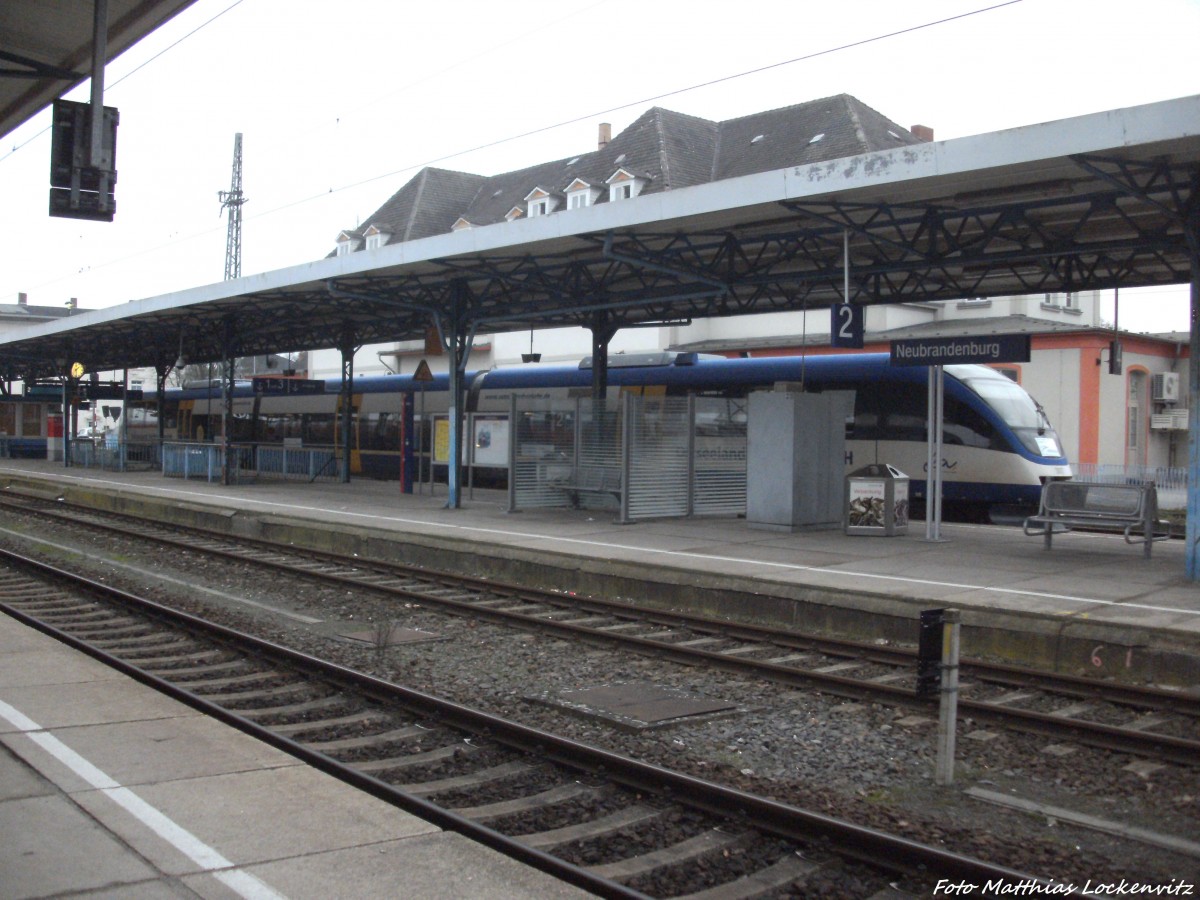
[148,352,1070,516]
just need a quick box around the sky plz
[2,0,1199,333]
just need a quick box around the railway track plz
[0,545,1049,898]
[3,491,1197,768]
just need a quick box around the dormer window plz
[363,224,390,251]
[505,206,523,222]
[335,231,361,257]
[564,178,599,210]
[606,168,645,202]
[523,186,559,218]
[451,217,474,232]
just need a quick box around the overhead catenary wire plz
[2,0,1023,300]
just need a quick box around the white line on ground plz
[0,698,287,900]
[5,469,1196,621]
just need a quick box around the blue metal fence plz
[161,442,339,483]
[1072,463,1187,510]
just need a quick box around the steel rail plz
[5,495,1198,765]
[1,544,1048,890]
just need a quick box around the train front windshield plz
[955,369,1062,459]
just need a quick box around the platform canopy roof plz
[0,1,200,142]
[2,94,1199,383]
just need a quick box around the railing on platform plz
[1071,463,1187,510]
[68,439,161,471]
[252,444,339,481]
[161,442,339,483]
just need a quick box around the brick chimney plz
[17,292,27,305]
[598,122,611,151]
[910,124,934,143]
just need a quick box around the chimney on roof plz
[17,292,27,305]
[67,297,77,310]
[910,124,934,143]
[598,122,611,151]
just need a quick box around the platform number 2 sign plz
[831,303,864,348]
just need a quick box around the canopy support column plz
[338,329,359,483]
[1187,210,1200,579]
[154,364,168,447]
[61,363,72,468]
[438,280,476,509]
[220,319,237,486]
[589,311,617,404]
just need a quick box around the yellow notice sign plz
[433,418,450,463]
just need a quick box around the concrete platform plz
[0,613,589,900]
[2,459,1199,687]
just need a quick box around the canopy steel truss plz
[3,97,1200,564]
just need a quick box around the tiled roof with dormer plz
[334,94,924,252]
[714,94,919,180]
[343,167,489,248]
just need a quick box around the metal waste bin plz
[845,464,909,536]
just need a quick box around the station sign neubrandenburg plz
[890,334,1031,367]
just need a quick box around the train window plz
[362,412,400,451]
[941,396,998,448]
[302,413,335,445]
[848,410,879,441]
[0,403,14,435]
[961,375,1041,430]
[22,403,42,433]
[875,382,926,441]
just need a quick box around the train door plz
[844,380,879,471]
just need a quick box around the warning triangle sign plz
[413,359,434,383]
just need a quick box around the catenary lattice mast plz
[218,133,246,280]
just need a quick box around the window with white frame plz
[606,168,644,202]
[1127,370,1146,465]
[565,179,599,210]
[522,187,558,218]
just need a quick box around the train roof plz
[156,352,1003,399]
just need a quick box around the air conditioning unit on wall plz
[1152,372,1180,403]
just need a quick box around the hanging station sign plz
[890,334,1031,367]
[252,378,325,395]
